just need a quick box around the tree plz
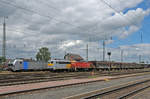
[0,57,5,64]
[36,47,51,62]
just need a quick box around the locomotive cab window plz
[57,62,71,64]
[8,64,13,66]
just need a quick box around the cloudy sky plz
[0,0,150,63]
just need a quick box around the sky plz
[0,0,150,63]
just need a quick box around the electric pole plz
[121,50,123,62]
[86,44,88,61]
[139,55,141,63]
[103,40,105,61]
[139,32,143,63]
[65,51,67,56]
[140,32,143,43]
[97,48,101,61]
[2,17,7,61]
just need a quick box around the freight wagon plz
[90,61,149,70]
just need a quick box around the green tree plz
[36,47,51,62]
[0,57,5,64]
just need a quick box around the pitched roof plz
[64,53,84,61]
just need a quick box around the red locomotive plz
[71,61,93,71]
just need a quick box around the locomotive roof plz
[49,59,71,62]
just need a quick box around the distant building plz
[64,53,84,61]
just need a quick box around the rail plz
[65,78,150,99]
[83,79,150,99]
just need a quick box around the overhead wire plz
[99,0,142,44]
[0,0,81,43]
[0,0,115,39]
[101,0,147,61]
[0,0,144,37]
[0,0,143,45]
[0,0,104,40]
[95,0,143,61]
[0,0,85,30]
[0,0,145,60]
[0,0,102,58]
[35,0,108,36]
[35,0,62,13]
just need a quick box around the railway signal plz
[107,52,111,73]
[107,52,111,59]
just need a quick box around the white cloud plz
[59,40,83,50]
[0,0,149,62]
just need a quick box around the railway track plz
[0,75,95,86]
[66,78,150,99]
[0,69,150,86]
[0,72,94,86]
[1,72,150,99]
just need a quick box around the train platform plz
[0,72,149,96]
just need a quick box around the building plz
[64,53,84,61]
